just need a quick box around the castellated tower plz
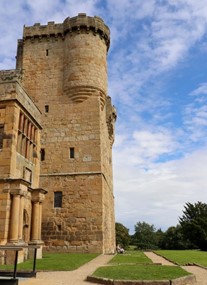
[16,13,116,253]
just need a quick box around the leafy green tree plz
[155,228,165,248]
[179,201,207,251]
[115,222,130,249]
[161,225,191,249]
[134,221,157,250]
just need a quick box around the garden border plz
[86,274,196,285]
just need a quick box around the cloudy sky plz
[1,0,207,233]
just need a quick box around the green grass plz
[91,250,191,281]
[0,253,98,271]
[155,250,207,266]
[109,250,152,264]
[93,264,191,280]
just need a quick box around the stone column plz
[9,194,20,242]
[18,195,24,241]
[31,201,40,242]
[38,203,42,240]
[29,189,47,260]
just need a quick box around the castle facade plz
[0,14,116,263]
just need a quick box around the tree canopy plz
[115,222,130,248]
[133,221,157,249]
[117,201,207,251]
[160,225,191,250]
[179,201,207,251]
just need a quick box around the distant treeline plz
[116,201,207,251]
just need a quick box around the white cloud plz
[190,83,207,96]
[132,130,176,160]
[114,146,207,233]
[113,125,179,174]
[181,84,207,143]
[107,0,207,110]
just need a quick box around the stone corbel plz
[30,188,48,203]
[2,178,30,195]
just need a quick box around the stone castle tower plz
[15,13,116,253]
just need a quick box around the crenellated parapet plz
[23,13,110,50]
[63,14,110,50]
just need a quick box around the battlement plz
[23,13,110,50]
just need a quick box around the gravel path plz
[144,251,207,285]
[18,254,113,285]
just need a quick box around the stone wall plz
[0,73,46,264]
[17,14,116,253]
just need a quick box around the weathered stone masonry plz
[0,70,47,264]
[9,13,116,254]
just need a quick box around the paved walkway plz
[10,251,207,285]
[19,254,113,285]
[144,251,207,285]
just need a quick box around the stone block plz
[171,275,196,285]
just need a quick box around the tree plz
[115,222,130,249]
[179,201,207,251]
[134,221,157,250]
[161,225,191,250]
[155,228,165,249]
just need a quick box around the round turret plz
[62,14,110,107]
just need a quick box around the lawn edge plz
[86,274,196,285]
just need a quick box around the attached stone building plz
[0,13,116,259]
[0,70,47,263]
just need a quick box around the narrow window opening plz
[54,191,62,208]
[45,105,49,113]
[17,112,37,162]
[70,147,75,159]
[40,148,45,161]
[46,49,49,56]
[0,125,4,149]
[57,225,61,231]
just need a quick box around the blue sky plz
[1,0,207,233]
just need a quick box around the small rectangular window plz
[41,148,45,161]
[70,147,75,159]
[54,191,62,208]
[45,105,49,113]
[0,125,4,149]
[46,49,49,56]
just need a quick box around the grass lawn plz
[93,264,191,280]
[91,250,191,281]
[0,253,98,271]
[109,250,152,264]
[155,250,207,266]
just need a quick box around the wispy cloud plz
[107,0,207,107]
[114,147,207,232]
[190,82,207,96]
